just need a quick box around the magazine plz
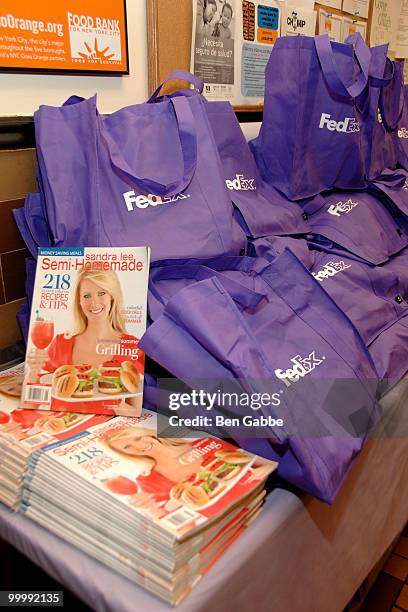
[25,410,277,541]
[22,487,264,604]
[20,407,276,603]
[21,247,150,416]
[23,466,265,569]
[0,363,110,454]
[0,362,111,508]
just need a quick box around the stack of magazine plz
[0,363,110,509]
[21,410,277,604]
[2,245,277,603]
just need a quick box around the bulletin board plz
[315,2,370,44]
[146,0,402,112]
[146,0,260,112]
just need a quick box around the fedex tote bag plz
[34,77,245,260]
[251,34,370,200]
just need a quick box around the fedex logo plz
[274,352,325,388]
[312,260,351,282]
[226,174,256,191]
[327,199,358,217]
[123,191,190,211]
[319,113,360,133]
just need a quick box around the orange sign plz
[0,0,128,73]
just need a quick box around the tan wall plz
[0,148,36,347]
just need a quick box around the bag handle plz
[148,70,204,103]
[378,61,404,132]
[98,95,197,196]
[148,264,268,321]
[345,34,394,88]
[62,95,85,105]
[315,34,370,100]
[370,57,394,89]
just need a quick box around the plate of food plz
[0,375,24,398]
[41,360,142,402]
[168,450,254,510]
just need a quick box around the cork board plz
[146,0,399,111]
[146,0,262,112]
[315,2,371,42]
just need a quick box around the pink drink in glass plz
[31,320,54,349]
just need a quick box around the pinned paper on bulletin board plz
[342,16,367,40]
[281,4,317,36]
[395,0,408,58]
[0,0,128,74]
[191,0,280,105]
[342,0,369,20]
[318,9,343,42]
[370,0,397,47]
[318,0,342,9]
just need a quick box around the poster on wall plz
[0,0,128,74]
[191,0,281,105]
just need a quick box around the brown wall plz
[0,148,36,348]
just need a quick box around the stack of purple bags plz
[13,36,408,503]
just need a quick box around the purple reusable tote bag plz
[139,251,380,503]
[344,34,394,179]
[203,101,309,238]
[145,73,309,238]
[34,72,246,260]
[397,84,408,170]
[372,60,406,175]
[250,34,370,200]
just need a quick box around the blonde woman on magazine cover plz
[104,426,274,515]
[27,268,143,415]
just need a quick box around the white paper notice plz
[191,0,280,104]
[318,10,343,42]
[396,0,408,58]
[342,0,369,20]
[281,5,317,36]
[390,0,403,52]
[370,0,398,47]
[288,0,314,9]
[342,16,367,40]
[319,0,342,9]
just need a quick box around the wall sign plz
[0,0,128,74]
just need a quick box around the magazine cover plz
[0,363,111,455]
[31,410,277,541]
[22,247,150,417]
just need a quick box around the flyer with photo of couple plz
[191,0,281,104]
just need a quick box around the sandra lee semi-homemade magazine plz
[22,247,150,417]
[0,363,110,454]
[23,410,277,542]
